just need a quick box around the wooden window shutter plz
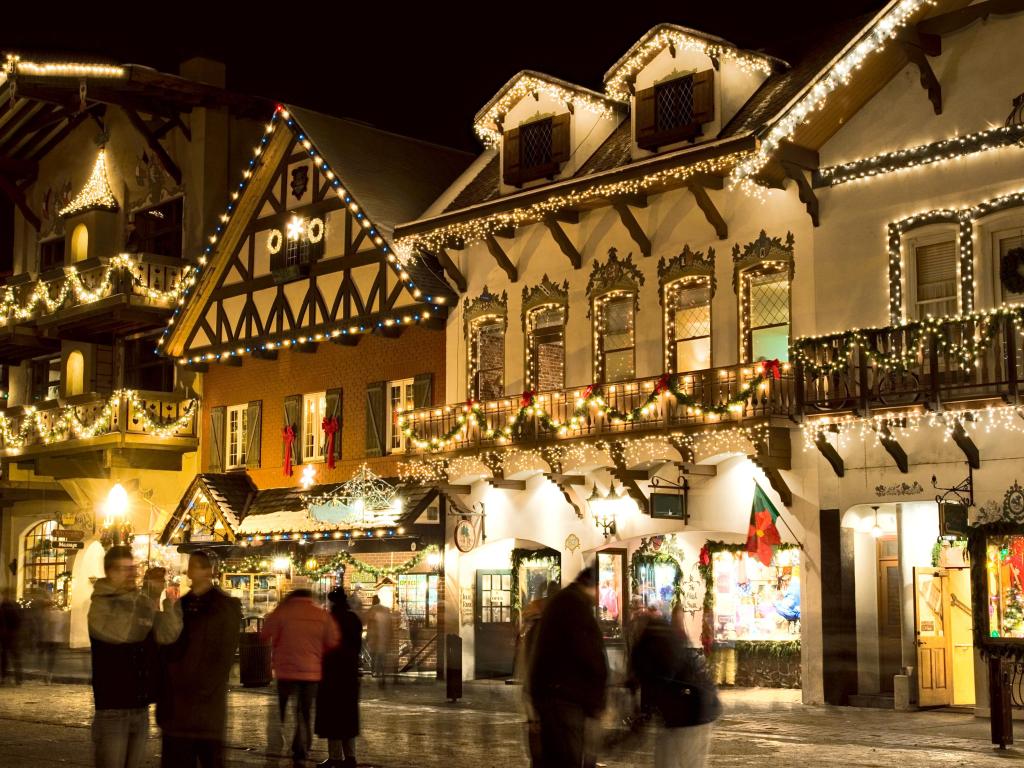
[692,69,715,125]
[325,387,343,461]
[635,85,657,146]
[365,381,386,457]
[245,400,262,469]
[92,344,114,392]
[209,406,226,473]
[550,113,571,165]
[283,394,302,468]
[502,127,521,186]
[413,373,433,410]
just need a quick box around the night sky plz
[6,2,888,151]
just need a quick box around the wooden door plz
[947,567,975,706]
[474,570,516,678]
[914,567,952,707]
[876,537,902,693]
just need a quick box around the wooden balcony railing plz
[793,312,1024,415]
[0,390,197,455]
[399,363,795,454]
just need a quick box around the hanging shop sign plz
[454,519,477,553]
[650,492,687,521]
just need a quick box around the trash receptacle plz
[445,633,462,702]
[239,617,272,688]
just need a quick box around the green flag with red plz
[746,484,782,566]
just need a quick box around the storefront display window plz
[636,560,680,617]
[398,573,439,627]
[224,572,281,619]
[711,547,801,643]
[597,550,625,641]
[21,520,71,607]
[985,535,1024,638]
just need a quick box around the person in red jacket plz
[263,589,340,765]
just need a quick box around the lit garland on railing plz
[474,72,622,147]
[4,54,125,79]
[790,305,1024,377]
[394,151,748,256]
[59,148,119,217]
[0,390,196,451]
[730,0,934,194]
[397,362,782,452]
[290,545,439,580]
[816,123,1024,187]
[162,105,447,362]
[0,254,190,326]
[604,25,775,102]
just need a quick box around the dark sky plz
[6,2,888,151]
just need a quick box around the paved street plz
[0,677,1021,767]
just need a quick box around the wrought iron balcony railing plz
[398,363,795,454]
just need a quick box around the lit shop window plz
[986,536,1024,638]
[302,392,326,462]
[597,550,626,641]
[710,548,801,643]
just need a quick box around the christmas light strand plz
[4,54,125,79]
[59,148,119,217]
[289,545,439,580]
[0,390,197,452]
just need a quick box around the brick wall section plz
[200,326,445,488]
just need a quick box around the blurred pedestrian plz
[89,545,181,768]
[39,598,67,683]
[365,595,391,687]
[0,589,23,685]
[631,606,721,768]
[263,588,339,765]
[315,587,363,768]
[529,564,607,768]
[157,551,239,768]
[519,581,558,767]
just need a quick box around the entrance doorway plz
[474,570,515,678]
[913,566,974,707]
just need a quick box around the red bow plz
[699,545,711,567]
[761,359,782,380]
[653,373,672,395]
[520,389,537,409]
[581,385,594,401]
[282,425,296,477]
[322,416,339,470]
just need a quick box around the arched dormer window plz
[522,276,569,391]
[734,231,794,363]
[659,245,715,373]
[587,248,645,384]
[464,287,508,400]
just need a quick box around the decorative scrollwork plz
[586,247,645,317]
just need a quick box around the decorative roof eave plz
[473,70,626,148]
[394,132,756,253]
[603,23,785,102]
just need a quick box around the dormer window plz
[636,70,714,151]
[502,114,570,187]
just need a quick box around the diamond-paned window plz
[521,119,553,172]
[749,273,790,328]
[655,76,695,134]
[602,296,635,383]
[673,284,711,340]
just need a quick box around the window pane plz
[604,298,634,348]
[915,240,957,316]
[752,325,789,362]
[674,285,711,339]
[475,322,505,399]
[749,274,789,328]
[521,119,553,170]
[655,75,695,133]
[1000,233,1024,304]
[676,336,711,372]
[604,349,634,383]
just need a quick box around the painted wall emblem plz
[874,481,924,497]
[290,166,309,200]
[565,533,580,553]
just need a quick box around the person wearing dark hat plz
[528,562,607,768]
[314,587,363,768]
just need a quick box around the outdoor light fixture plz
[101,482,133,549]
[300,464,317,490]
[272,556,291,573]
[870,505,883,539]
[588,485,617,538]
[426,550,442,570]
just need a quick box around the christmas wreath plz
[1000,246,1024,295]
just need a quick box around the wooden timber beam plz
[438,483,473,495]
[221,356,242,367]
[484,233,518,282]
[814,432,845,477]
[686,180,727,240]
[122,107,183,185]
[951,419,980,470]
[608,442,649,513]
[876,423,909,473]
[433,247,467,293]
[26,109,93,162]
[250,349,278,360]
[547,210,579,225]
[294,341,318,353]
[543,215,581,269]
[330,334,361,347]
[918,0,1024,36]
[488,478,527,491]
[0,173,40,230]
[0,156,37,178]
[899,36,942,115]
[781,161,820,227]
[545,472,586,485]
[777,140,820,171]
[376,325,405,339]
[611,201,651,257]
[750,426,793,506]
[675,463,717,477]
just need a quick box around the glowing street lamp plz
[101,483,133,549]
[588,485,617,538]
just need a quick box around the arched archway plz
[65,350,85,396]
[70,224,89,263]
[20,519,72,606]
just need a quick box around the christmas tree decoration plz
[59,148,119,217]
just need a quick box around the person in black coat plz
[528,564,607,768]
[315,587,363,768]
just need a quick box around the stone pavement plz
[0,675,1021,767]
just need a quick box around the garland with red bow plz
[322,416,339,469]
[282,425,296,477]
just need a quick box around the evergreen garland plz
[288,545,440,580]
[509,548,561,614]
[628,536,685,601]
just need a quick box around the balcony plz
[0,389,198,477]
[398,363,796,455]
[793,312,1024,416]
[0,253,186,353]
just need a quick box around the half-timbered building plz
[392,0,1024,713]
[159,104,471,672]
[0,54,268,645]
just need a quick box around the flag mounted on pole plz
[746,484,782,566]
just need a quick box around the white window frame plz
[226,403,248,470]
[302,392,326,463]
[901,224,960,321]
[977,207,1024,309]
[387,378,415,454]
